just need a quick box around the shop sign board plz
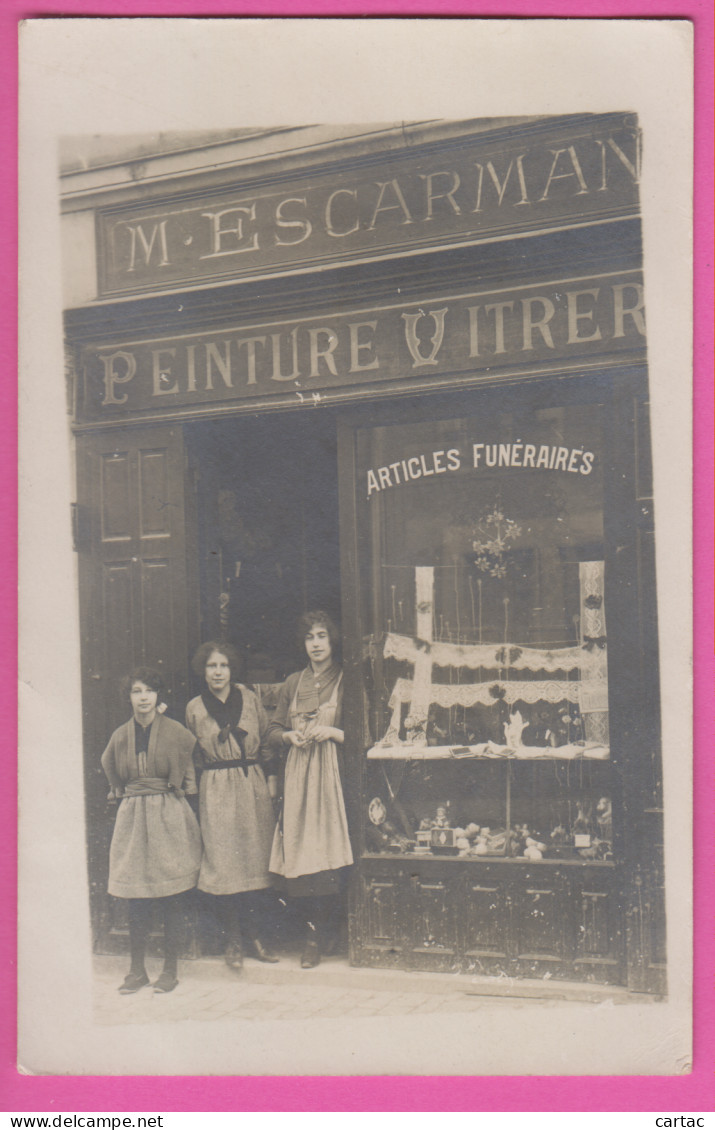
[77,271,646,423]
[96,117,642,295]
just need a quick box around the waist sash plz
[123,777,174,797]
[200,757,260,772]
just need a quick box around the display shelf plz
[367,741,610,760]
[362,851,615,866]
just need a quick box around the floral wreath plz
[471,505,522,579]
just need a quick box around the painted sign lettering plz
[365,442,596,498]
[77,273,646,422]
[97,118,642,295]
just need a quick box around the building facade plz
[62,115,666,994]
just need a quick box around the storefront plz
[62,114,665,993]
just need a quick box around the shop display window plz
[357,400,615,863]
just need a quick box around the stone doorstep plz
[94,953,646,1005]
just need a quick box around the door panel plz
[462,875,510,967]
[355,865,406,968]
[100,451,132,541]
[404,871,459,970]
[138,449,172,537]
[77,425,197,951]
[512,879,566,970]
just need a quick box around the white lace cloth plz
[387,676,581,709]
[383,632,587,673]
[367,741,610,760]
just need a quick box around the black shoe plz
[301,939,321,969]
[251,938,279,964]
[153,971,178,994]
[225,941,244,971]
[118,972,150,994]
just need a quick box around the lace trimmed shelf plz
[366,740,610,760]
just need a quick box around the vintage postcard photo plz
[18,19,693,1077]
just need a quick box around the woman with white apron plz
[268,611,353,967]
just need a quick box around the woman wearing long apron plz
[101,667,202,995]
[186,640,279,970]
[268,611,353,968]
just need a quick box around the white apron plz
[269,671,353,879]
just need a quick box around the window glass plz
[357,401,614,861]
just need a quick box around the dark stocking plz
[161,894,184,978]
[127,898,152,977]
[300,897,322,944]
[237,889,275,944]
[315,895,341,953]
[213,893,242,948]
[312,895,341,951]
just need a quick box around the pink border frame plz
[3,2,713,1112]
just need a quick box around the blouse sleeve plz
[184,702,204,777]
[184,700,196,735]
[100,731,123,795]
[265,674,297,754]
[253,688,278,776]
[182,742,199,795]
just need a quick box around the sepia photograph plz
[18,19,694,1079]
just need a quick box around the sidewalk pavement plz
[93,949,641,1027]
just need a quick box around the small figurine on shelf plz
[404,710,428,747]
[550,823,568,848]
[525,707,554,748]
[511,823,531,853]
[503,710,526,749]
[596,796,613,843]
[506,827,522,856]
[577,832,614,861]
[473,831,490,856]
[431,804,451,829]
[596,838,614,862]
[523,836,546,861]
[429,719,450,745]
[572,802,592,848]
[486,828,507,853]
[547,823,570,857]
[430,804,460,854]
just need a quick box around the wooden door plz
[75,424,198,951]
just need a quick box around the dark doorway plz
[188,409,341,686]
[186,408,343,953]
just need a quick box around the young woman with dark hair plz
[185,641,279,971]
[268,611,353,968]
[101,667,202,995]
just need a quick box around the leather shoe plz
[153,971,178,994]
[301,939,321,969]
[224,941,244,971]
[118,972,150,994]
[252,938,279,963]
